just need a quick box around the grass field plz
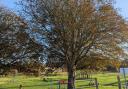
[0,72,126,89]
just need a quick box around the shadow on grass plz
[0,83,58,89]
[76,84,97,89]
[102,80,126,86]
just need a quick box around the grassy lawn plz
[0,72,126,89]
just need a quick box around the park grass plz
[0,72,126,89]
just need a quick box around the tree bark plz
[67,65,75,89]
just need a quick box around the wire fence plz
[0,78,99,89]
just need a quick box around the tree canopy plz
[18,0,128,89]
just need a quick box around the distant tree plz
[109,59,121,72]
[0,7,44,64]
[19,0,128,89]
[0,7,24,61]
[77,53,109,71]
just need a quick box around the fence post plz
[19,84,22,89]
[50,79,52,89]
[58,81,60,89]
[95,78,99,89]
[117,75,122,89]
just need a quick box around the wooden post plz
[50,79,52,89]
[117,75,122,89]
[58,81,60,89]
[95,78,99,89]
[19,84,22,89]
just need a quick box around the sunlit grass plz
[0,72,126,89]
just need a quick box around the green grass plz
[0,72,126,89]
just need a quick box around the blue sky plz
[0,0,128,19]
[114,0,128,19]
[0,0,17,9]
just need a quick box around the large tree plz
[19,0,127,89]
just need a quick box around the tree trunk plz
[67,65,75,89]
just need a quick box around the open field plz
[0,72,126,89]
